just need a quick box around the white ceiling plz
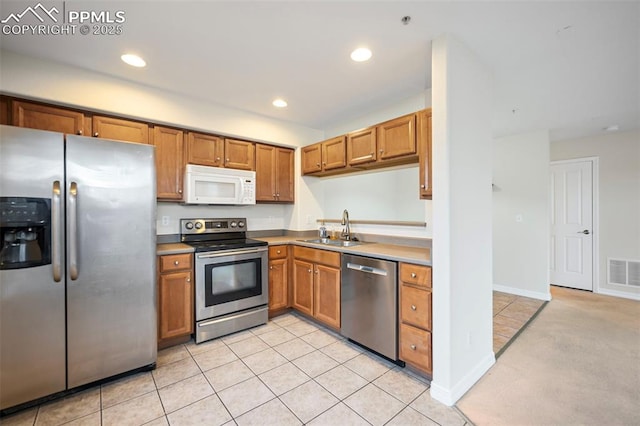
[1,1,638,141]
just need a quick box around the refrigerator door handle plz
[52,180,62,282]
[69,181,79,280]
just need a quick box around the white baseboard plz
[596,287,640,301]
[493,283,551,301]
[430,352,495,406]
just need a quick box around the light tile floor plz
[3,312,469,426]
[492,291,545,355]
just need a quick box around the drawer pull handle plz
[411,305,417,311]
[410,344,417,350]
[174,261,179,265]
[411,272,417,278]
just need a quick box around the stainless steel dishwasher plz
[341,254,398,361]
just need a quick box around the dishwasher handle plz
[346,262,388,276]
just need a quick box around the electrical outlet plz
[161,216,170,226]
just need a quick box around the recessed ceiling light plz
[121,54,146,68]
[350,47,372,62]
[272,99,287,108]
[603,124,619,132]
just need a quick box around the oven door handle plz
[196,247,267,259]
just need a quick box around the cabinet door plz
[302,144,322,175]
[275,147,294,202]
[417,109,432,199]
[224,138,255,170]
[269,258,289,312]
[159,271,193,340]
[0,96,9,125]
[347,127,376,165]
[13,100,89,135]
[314,265,341,329]
[322,136,347,170]
[153,126,185,200]
[292,259,314,316]
[378,114,416,160]
[186,132,224,167]
[255,144,277,201]
[92,115,149,144]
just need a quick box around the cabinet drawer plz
[400,263,431,288]
[293,246,340,268]
[159,253,192,273]
[400,285,432,331]
[399,323,432,374]
[269,245,288,260]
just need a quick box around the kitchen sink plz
[299,238,365,247]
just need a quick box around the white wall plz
[430,35,494,406]
[493,131,551,300]
[0,50,325,232]
[551,130,640,298]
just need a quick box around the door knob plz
[577,230,590,235]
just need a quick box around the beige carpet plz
[457,286,640,425]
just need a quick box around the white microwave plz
[184,165,256,205]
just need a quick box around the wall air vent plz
[608,258,640,287]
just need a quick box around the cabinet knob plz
[308,269,312,273]
[276,250,281,254]
[269,266,273,270]
[226,158,230,162]
[186,278,190,282]
[410,344,417,350]
[411,305,417,311]
[77,130,83,135]
[178,189,183,194]
[420,184,426,189]
[174,261,179,265]
[93,132,99,137]
[273,193,276,197]
[322,162,326,166]
[316,162,320,167]
[380,149,384,153]
[411,272,417,278]
[276,193,280,197]
[216,157,221,161]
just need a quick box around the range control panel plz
[180,218,247,235]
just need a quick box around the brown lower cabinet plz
[292,246,341,330]
[268,245,289,315]
[398,262,433,375]
[158,253,193,348]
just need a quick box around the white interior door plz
[550,160,593,290]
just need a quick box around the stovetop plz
[179,217,267,253]
[185,238,267,253]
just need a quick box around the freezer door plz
[0,126,66,410]
[65,135,157,388]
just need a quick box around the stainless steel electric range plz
[180,218,268,343]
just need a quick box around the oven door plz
[195,246,268,320]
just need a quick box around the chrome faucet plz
[341,209,351,240]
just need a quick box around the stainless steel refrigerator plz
[0,125,157,411]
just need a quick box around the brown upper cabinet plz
[301,136,346,175]
[417,109,432,199]
[377,114,417,160]
[224,138,255,170]
[12,100,91,136]
[153,126,185,201]
[347,127,377,166]
[185,132,224,167]
[0,96,9,125]
[91,115,149,144]
[255,144,294,203]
